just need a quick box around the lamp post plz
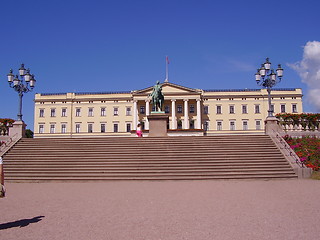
[7,63,36,121]
[255,58,283,118]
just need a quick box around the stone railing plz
[0,120,26,156]
[275,113,320,137]
[269,130,312,178]
[0,133,20,156]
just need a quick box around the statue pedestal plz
[147,113,168,137]
[9,120,26,138]
[264,116,282,135]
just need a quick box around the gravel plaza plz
[0,179,319,240]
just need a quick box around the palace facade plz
[33,82,303,137]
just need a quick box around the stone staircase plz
[2,135,298,181]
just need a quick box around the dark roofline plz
[204,88,297,92]
[39,88,298,96]
[40,91,131,96]
[40,93,67,96]
[76,91,130,95]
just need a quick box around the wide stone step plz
[4,157,287,164]
[4,164,292,171]
[4,173,297,181]
[10,144,278,150]
[5,169,296,176]
[5,161,290,167]
[5,151,281,157]
[14,142,273,148]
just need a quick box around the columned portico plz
[171,99,176,129]
[196,99,201,129]
[133,100,138,130]
[184,99,189,129]
[145,99,150,130]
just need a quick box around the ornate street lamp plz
[255,58,283,118]
[7,63,37,121]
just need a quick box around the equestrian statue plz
[149,81,164,112]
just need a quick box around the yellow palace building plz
[33,82,303,137]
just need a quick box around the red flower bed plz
[283,135,320,171]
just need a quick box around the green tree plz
[25,129,34,138]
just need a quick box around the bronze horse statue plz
[149,81,164,112]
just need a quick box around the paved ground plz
[0,179,319,240]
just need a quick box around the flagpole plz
[165,56,169,82]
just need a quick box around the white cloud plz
[288,41,320,111]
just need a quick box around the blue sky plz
[1,0,320,130]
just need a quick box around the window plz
[204,121,209,131]
[76,123,81,133]
[126,123,131,132]
[101,123,106,133]
[88,108,94,117]
[76,108,81,117]
[177,105,182,113]
[114,107,119,116]
[243,121,248,130]
[39,124,44,134]
[113,123,118,132]
[281,104,286,113]
[230,121,235,130]
[229,105,235,114]
[152,105,156,112]
[292,104,297,113]
[50,108,56,117]
[50,124,55,133]
[255,105,260,114]
[204,106,209,114]
[242,105,247,114]
[88,123,93,133]
[126,107,131,116]
[61,124,66,133]
[101,107,106,116]
[190,105,195,113]
[256,120,261,130]
[165,105,170,114]
[39,109,44,117]
[216,105,222,114]
[217,121,222,131]
[140,106,145,114]
[61,108,67,117]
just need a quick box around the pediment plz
[133,82,201,96]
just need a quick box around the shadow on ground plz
[0,216,45,230]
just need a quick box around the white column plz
[196,99,201,129]
[171,99,176,129]
[184,99,189,129]
[145,99,150,130]
[133,100,138,130]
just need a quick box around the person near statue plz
[136,123,143,137]
[149,81,164,112]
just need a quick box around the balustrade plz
[276,113,320,134]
